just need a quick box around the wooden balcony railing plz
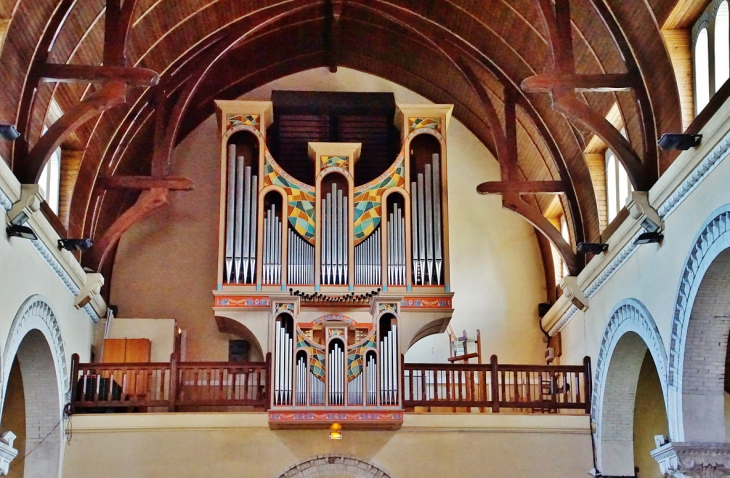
[402,355,591,413]
[70,353,590,414]
[69,353,270,412]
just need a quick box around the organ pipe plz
[379,325,398,405]
[288,231,314,285]
[224,146,257,284]
[387,202,406,286]
[264,204,282,284]
[225,145,235,282]
[410,154,443,285]
[355,229,381,285]
[321,183,348,285]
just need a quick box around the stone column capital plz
[651,442,730,477]
[0,431,18,476]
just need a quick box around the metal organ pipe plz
[411,153,443,285]
[264,204,282,284]
[225,145,235,282]
[321,183,348,285]
[355,229,380,284]
[379,324,398,405]
[432,154,443,284]
[387,202,406,285]
[224,146,257,284]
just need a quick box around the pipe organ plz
[213,98,456,430]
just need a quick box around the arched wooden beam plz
[20,81,126,184]
[531,0,655,192]
[12,0,77,169]
[456,59,512,176]
[88,187,169,271]
[501,192,579,276]
[553,92,646,190]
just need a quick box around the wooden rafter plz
[502,193,579,276]
[20,82,126,184]
[527,0,653,192]
[476,181,565,195]
[40,64,159,86]
[98,176,194,190]
[521,74,634,93]
[89,188,169,271]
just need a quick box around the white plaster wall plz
[111,67,547,364]
[561,110,730,368]
[0,202,94,375]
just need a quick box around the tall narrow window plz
[717,2,730,90]
[605,150,633,223]
[560,215,569,278]
[696,28,711,112]
[38,147,61,214]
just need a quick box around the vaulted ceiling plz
[0,0,696,291]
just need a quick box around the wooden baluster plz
[168,354,178,412]
[479,369,487,412]
[490,355,499,413]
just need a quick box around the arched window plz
[716,2,730,89]
[38,146,61,214]
[605,150,633,223]
[695,28,711,113]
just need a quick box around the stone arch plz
[2,295,67,411]
[668,204,730,441]
[592,299,667,476]
[278,455,391,478]
[1,295,67,478]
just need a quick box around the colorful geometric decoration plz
[269,410,403,424]
[263,152,317,244]
[275,303,294,314]
[352,154,406,244]
[296,330,326,380]
[227,114,259,130]
[347,332,377,382]
[401,296,453,309]
[321,155,349,170]
[328,328,345,338]
[214,296,270,308]
[408,117,441,131]
[378,303,398,315]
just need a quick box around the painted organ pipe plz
[328,342,345,405]
[274,321,293,405]
[410,153,443,285]
[288,231,314,285]
[387,203,406,285]
[379,325,398,405]
[321,183,348,285]
[355,229,381,285]
[264,204,282,284]
[224,146,257,284]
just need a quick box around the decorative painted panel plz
[275,303,294,314]
[227,114,259,130]
[347,332,377,382]
[378,303,398,315]
[214,296,270,308]
[353,154,406,244]
[321,155,349,170]
[401,297,452,309]
[408,117,440,131]
[263,152,317,244]
[296,330,326,380]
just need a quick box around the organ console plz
[212,98,456,430]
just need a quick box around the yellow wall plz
[64,413,592,478]
[110,67,548,364]
[633,352,669,478]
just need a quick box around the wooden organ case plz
[212,98,455,430]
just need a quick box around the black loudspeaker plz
[538,302,552,318]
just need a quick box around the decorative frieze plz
[652,442,730,477]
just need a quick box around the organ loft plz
[212,93,455,429]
